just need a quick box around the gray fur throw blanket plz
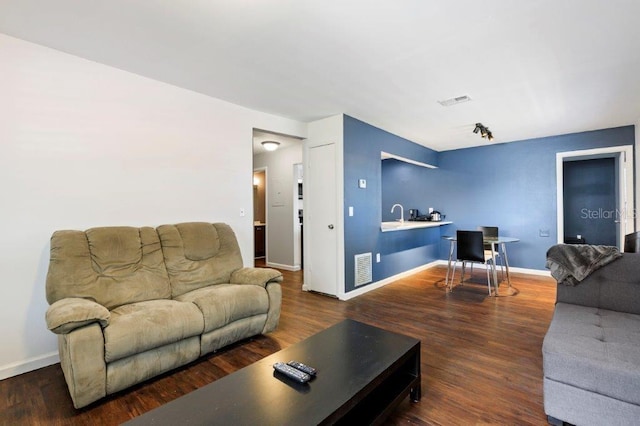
[545,244,622,286]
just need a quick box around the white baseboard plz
[432,259,551,276]
[0,351,59,380]
[339,260,441,300]
[505,265,551,276]
[339,260,550,300]
[265,262,300,272]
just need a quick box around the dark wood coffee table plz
[125,319,421,425]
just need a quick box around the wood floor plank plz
[0,265,557,425]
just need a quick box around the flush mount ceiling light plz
[473,123,494,141]
[261,140,280,151]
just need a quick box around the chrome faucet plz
[391,204,404,224]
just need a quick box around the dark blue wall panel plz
[563,158,616,245]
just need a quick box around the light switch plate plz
[358,179,366,188]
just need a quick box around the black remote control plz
[273,362,311,383]
[287,360,317,376]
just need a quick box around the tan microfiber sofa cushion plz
[157,222,243,298]
[176,284,269,333]
[46,226,172,309]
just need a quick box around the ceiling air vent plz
[438,95,472,107]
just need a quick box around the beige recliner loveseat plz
[45,222,282,408]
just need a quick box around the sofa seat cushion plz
[176,284,269,333]
[543,302,640,405]
[104,299,204,363]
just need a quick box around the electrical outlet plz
[358,179,367,188]
[376,253,381,263]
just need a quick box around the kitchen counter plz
[380,220,452,232]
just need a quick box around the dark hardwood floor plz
[0,263,557,425]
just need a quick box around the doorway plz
[556,145,634,249]
[253,169,266,261]
[294,163,303,269]
[252,129,304,270]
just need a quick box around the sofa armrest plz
[263,281,282,334]
[58,323,107,408]
[46,297,110,334]
[230,267,283,287]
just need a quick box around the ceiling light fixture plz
[473,123,494,141]
[261,140,280,151]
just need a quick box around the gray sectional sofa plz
[45,222,282,408]
[543,252,640,425]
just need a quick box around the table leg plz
[445,240,454,291]
[410,348,421,402]
[410,382,421,402]
[490,243,499,296]
[501,242,512,288]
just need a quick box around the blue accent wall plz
[433,126,635,270]
[343,116,444,292]
[342,116,635,294]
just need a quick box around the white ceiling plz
[1,0,639,151]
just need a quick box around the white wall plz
[0,33,306,379]
[253,143,303,269]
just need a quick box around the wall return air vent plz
[438,95,472,107]
[354,253,372,287]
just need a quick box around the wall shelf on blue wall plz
[381,151,437,169]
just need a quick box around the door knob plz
[328,224,334,229]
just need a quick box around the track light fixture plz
[473,123,493,141]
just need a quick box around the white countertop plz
[380,220,452,232]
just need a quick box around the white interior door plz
[306,143,338,295]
